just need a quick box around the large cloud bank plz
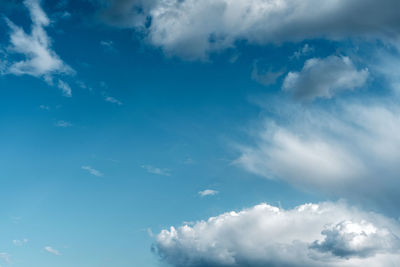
[100,0,400,58]
[156,201,400,267]
[236,100,400,211]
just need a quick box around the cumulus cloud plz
[44,246,61,256]
[198,189,219,197]
[81,166,104,177]
[155,201,400,267]
[2,0,74,94]
[236,100,400,211]
[100,0,400,59]
[282,56,368,101]
[311,220,400,258]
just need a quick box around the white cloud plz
[104,96,123,105]
[57,80,72,97]
[2,0,74,94]
[155,201,400,267]
[311,220,400,258]
[101,0,400,59]
[12,239,28,246]
[81,166,103,177]
[236,100,400,211]
[291,43,314,60]
[39,104,50,110]
[198,189,219,197]
[54,120,72,127]
[282,56,368,101]
[141,165,171,176]
[44,246,61,256]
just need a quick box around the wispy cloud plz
[141,165,170,176]
[0,252,10,264]
[3,0,74,94]
[81,166,103,177]
[198,189,219,197]
[54,120,72,127]
[104,95,123,105]
[57,80,72,97]
[44,246,61,256]
[100,40,117,53]
[39,104,50,110]
[12,239,28,246]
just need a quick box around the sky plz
[1,0,400,266]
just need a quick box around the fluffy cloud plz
[155,201,400,267]
[2,0,73,93]
[100,0,400,59]
[236,100,400,211]
[311,220,400,258]
[282,56,368,101]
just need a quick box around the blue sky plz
[2,1,400,266]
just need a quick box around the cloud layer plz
[236,100,400,212]
[100,0,400,59]
[155,201,400,267]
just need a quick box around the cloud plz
[39,104,50,110]
[236,100,400,212]
[290,43,314,60]
[57,80,72,97]
[155,201,400,267]
[104,95,123,105]
[44,246,61,256]
[251,62,284,86]
[282,56,368,101]
[0,253,10,263]
[141,165,170,176]
[96,0,156,28]
[81,166,104,177]
[2,0,74,94]
[54,120,72,127]
[100,0,400,59]
[100,40,117,53]
[12,239,28,246]
[311,221,400,258]
[198,189,219,197]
